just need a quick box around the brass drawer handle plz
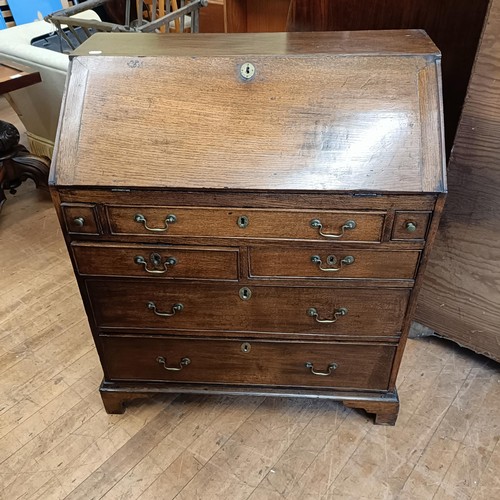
[310,219,356,239]
[307,307,348,323]
[147,301,183,317]
[134,254,177,274]
[305,361,338,376]
[156,356,191,371]
[134,213,177,232]
[311,254,355,272]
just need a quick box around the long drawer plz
[72,243,238,280]
[249,247,420,280]
[87,281,409,336]
[100,336,396,390]
[106,206,385,242]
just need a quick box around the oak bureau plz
[50,31,446,425]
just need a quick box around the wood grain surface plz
[99,335,395,390]
[1,166,498,498]
[71,30,440,57]
[199,0,225,33]
[106,206,385,242]
[53,32,445,193]
[0,59,41,94]
[416,0,500,362]
[249,247,420,280]
[224,0,291,33]
[87,280,409,337]
[287,0,490,155]
[61,203,100,235]
[58,189,438,211]
[72,243,239,280]
[48,33,448,427]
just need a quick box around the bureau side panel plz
[388,193,446,389]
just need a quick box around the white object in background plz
[0,11,100,158]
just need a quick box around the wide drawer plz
[100,336,395,390]
[249,248,420,280]
[72,243,238,280]
[88,281,410,336]
[106,206,384,242]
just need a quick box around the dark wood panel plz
[387,194,446,389]
[199,0,225,33]
[55,33,444,193]
[224,0,291,33]
[107,206,385,242]
[50,31,446,424]
[245,0,290,32]
[416,0,500,362]
[223,0,247,32]
[287,0,490,153]
[100,336,396,390]
[72,243,239,280]
[391,211,431,241]
[103,0,137,24]
[87,281,410,336]
[71,30,440,57]
[249,248,420,280]
[58,189,438,211]
[61,203,100,235]
[0,59,41,94]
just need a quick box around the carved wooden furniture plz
[0,60,49,209]
[50,31,446,425]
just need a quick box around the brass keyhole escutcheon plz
[150,252,162,267]
[241,342,251,353]
[239,287,252,300]
[240,62,255,80]
[237,215,249,228]
[327,255,337,266]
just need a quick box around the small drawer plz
[106,205,384,242]
[249,247,420,280]
[392,212,431,240]
[72,243,238,280]
[100,336,396,390]
[88,280,409,337]
[61,203,100,235]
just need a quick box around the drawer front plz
[100,336,395,390]
[73,244,238,280]
[392,211,431,240]
[62,203,100,235]
[88,281,409,336]
[249,248,420,280]
[107,206,384,242]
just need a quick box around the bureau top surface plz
[51,31,446,193]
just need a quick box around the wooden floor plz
[1,99,500,499]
